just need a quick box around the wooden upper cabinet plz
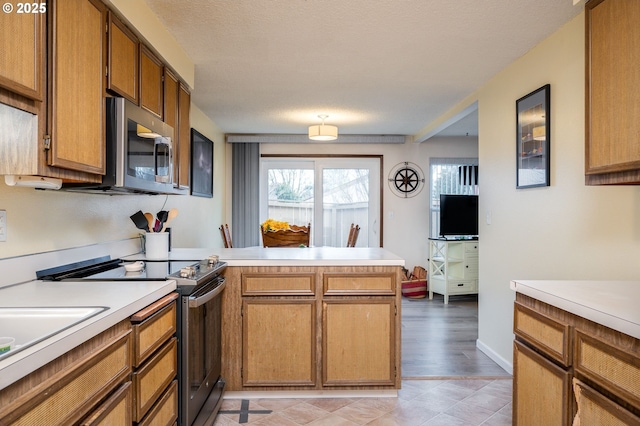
[140,44,163,118]
[0,10,44,101]
[585,0,640,185]
[178,83,191,189]
[49,0,106,175]
[107,11,139,104]
[164,68,179,186]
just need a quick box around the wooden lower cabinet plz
[223,265,402,391]
[513,293,640,425]
[513,340,572,426]
[242,300,315,386]
[0,320,132,426]
[572,378,640,425]
[130,293,178,423]
[323,300,395,386]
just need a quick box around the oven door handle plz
[188,277,226,308]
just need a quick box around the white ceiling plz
[143,0,584,139]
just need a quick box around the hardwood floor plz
[401,294,510,378]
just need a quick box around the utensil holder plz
[145,232,169,260]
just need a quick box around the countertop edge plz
[0,280,176,391]
[510,280,640,340]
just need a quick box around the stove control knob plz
[180,266,196,278]
[208,255,219,265]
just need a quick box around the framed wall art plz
[190,128,213,198]
[516,84,550,188]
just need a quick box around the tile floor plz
[214,378,512,425]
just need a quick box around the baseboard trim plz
[476,339,513,375]
[224,389,397,399]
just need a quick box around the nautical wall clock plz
[388,162,425,198]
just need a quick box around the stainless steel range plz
[38,256,227,426]
[169,257,226,426]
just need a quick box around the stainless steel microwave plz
[63,97,185,195]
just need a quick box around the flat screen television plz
[439,194,478,238]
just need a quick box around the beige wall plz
[260,138,478,269]
[476,13,640,369]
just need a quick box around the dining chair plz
[219,224,233,248]
[347,223,360,247]
[261,223,310,247]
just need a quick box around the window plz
[261,157,381,247]
[430,158,479,238]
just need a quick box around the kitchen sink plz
[0,306,108,360]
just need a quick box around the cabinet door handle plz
[458,283,464,286]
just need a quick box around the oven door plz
[180,277,226,426]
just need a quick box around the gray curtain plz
[231,143,260,247]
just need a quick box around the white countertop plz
[510,280,640,340]
[0,279,176,391]
[123,247,406,267]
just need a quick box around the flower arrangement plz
[261,218,291,233]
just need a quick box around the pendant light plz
[308,115,338,141]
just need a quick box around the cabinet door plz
[572,378,640,426]
[163,68,179,187]
[107,11,138,104]
[0,330,132,425]
[177,83,191,189]
[49,0,106,175]
[242,299,315,386]
[0,10,44,100]
[586,0,640,184]
[323,299,395,386]
[513,340,573,426]
[140,44,163,118]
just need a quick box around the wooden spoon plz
[161,208,178,232]
[144,212,155,233]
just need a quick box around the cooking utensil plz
[144,212,155,233]
[156,210,168,232]
[130,210,150,232]
[161,208,178,232]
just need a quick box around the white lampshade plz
[308,115,338,141]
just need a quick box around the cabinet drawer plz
[138,380,178,426]
[446,280,477,294]
[132,295,177,367]
[0,330,132,426]
[464,242,479,255]
[242,273,315,296]
[323,272,396,295]
[80,381,132,426]
[514,302,571,366]
[574,330,640,409]
[132,338,178,422]
[572,378,640,426]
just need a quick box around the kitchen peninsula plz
[0,242,405,424]
[126,246,406,392]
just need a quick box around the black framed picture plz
[516,84,550,188]
[190,128,213,198]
